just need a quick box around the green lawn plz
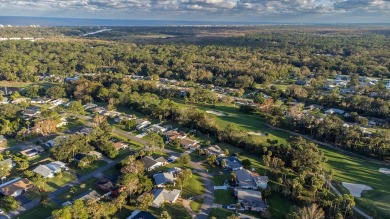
[75,160,108,175]
[207,208,236,219]
[212,172,230,186]
[322,146,390,219]
[190,200,203,213]
[18,201,58,219]
[193,102,289,145]
[44,172,77,192]
[182,173,205,199]
[214,190,236,205]
[164,203,192,219]
[56,177,100,202]
[267,192,294,219]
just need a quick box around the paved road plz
[112,127,149,145]
[8,125,84,151]
[326,181,373,219]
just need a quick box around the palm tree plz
[297,204,325,219]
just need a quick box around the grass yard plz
[190,200,203,213]
[214,189,236,205]
[164,203,192,219]
[322,146,390,219]
[207,208,236,219]
[44,172,77,192]
[56,177,100,202]
[267,192,294,219]
[212,172,230,186]
[182,173,205,199]
[18,201,58,219]
[76,160,108,175]
[193,102,289,145]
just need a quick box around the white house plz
[141,156,167,171]
[135,119,151,130]
[325,108,345,115]
[33,161,66,178]
[152,189,181,208]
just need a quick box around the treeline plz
[1,29,390,85]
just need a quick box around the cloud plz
[0,0,389,22]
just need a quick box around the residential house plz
[33,161,66,178]
[96,177,122,196]
[23,107,41,118]
[21,146,44,159]
[164,130,186,142]
[135,119,151,130]
[141,156,167,171]
[152,189,181,208]
[204,145,225,157]
[50,99,65,106]
[234,169,268,190]
[31,97,51,104]
[103,111,122,118]
[180,137,200,151]
[64,76,80,82]
[147,124,167,133]
[305,104,323,111]
[11,97,30,104]
[83,103,97,110]
[0,178,32,197]
[235,189,267,212]
[90,107,106,114]
[325,108,345,115]
[153,172,175,188]
[76,190,102,202]
[218,156,243,171]
[335,75,350,81]
[165,167,182,175]
[127,210,157,219]
[113,142,129,150]
[77,127,94,135]
[114,115,134,123]
[88,151,103,159]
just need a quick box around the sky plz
[0,0,389,23]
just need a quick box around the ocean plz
[0,16,277,27]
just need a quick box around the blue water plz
[0,16,278,27]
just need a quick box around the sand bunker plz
[342,182,372,198]
[247,132,265,136]
[379,168,390,175]
[206,110,226,116]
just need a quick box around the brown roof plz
[165,130,182,141]
[180,138,199,147]
[113,142,128,149]
[1,178,31,196]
